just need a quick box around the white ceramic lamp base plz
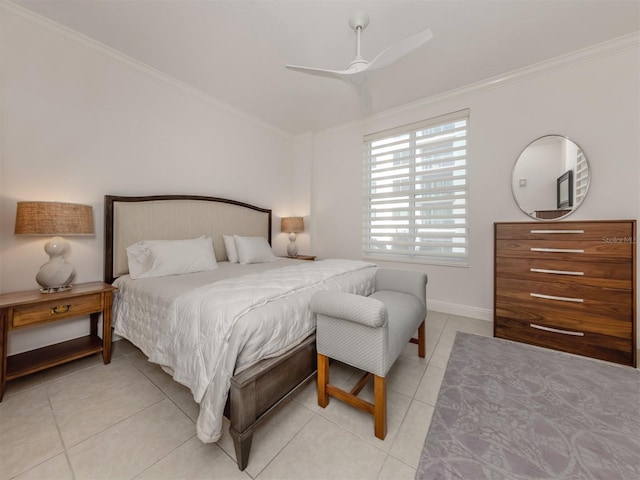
[287,232,298,257]
[36,236,76,292]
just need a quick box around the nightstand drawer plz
[11,293,102,328]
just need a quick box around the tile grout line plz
[5,313,475,480]
[49,384,76,480]
[121,346,248,475]
[252,403,317,480]
[379,314,450,477]
[10,359,116,480]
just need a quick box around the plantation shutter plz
[362,109,469,266]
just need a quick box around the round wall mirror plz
[511,135,590,221]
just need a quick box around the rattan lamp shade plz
[281,217,304,233]
[15,201,94,236]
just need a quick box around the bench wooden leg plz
[418,320,426,358]
[374,375,387,440]
[410,319,426,358]
[317,353,329,408]
[317,355,387,440]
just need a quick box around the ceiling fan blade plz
[285,64,356,81]
[367,28,433,72]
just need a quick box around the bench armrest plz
[375,269,427,306]
[311,291,388,328]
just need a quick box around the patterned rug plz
[416,332,640,480]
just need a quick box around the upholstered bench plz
[310,268,427,439]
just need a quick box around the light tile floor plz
[0,313,491,479]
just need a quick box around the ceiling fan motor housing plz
[348,12,370,32]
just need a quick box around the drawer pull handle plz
[51,304,72,314]
[530,247,585,253]
[530,229,584,234]
[530,268,584,276]
[530,293,584,303]
[530,323,585,337]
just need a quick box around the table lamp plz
[15,201,95,292]
[281,217,304,257]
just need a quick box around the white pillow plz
[126,237,218,279]
[126,240,160,278]
[223,234,239,263]
[233,235,277,264]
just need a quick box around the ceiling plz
[12,0,640,136]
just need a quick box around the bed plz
[103,194,376,470]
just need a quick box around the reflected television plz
[557,170,573,209]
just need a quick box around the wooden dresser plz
[494,220,636,367]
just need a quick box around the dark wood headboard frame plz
[103,194,272,284]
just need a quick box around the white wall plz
[2,6,638,353]
[290,133,313,255]
[0,9,295,353]
[303,38,640,321]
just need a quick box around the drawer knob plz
[51,304,72,315]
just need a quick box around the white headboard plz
[104,195,272,283]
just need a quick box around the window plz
[574,148,588,205]
[362,109,469,266]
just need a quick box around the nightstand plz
[0,281,117,401]
[288,255,316,261]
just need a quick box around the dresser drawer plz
[495,256,632,289]
[495,300,632,339]
[495,238,632,260]
[495,221,634,241]
[495,316,634,366]
[495,277,632,322]
[11,293,103,328]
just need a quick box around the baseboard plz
[428,300,493,322]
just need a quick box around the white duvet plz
[124,259,376,442]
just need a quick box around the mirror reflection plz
[511,135,590,220]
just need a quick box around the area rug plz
[416,332,640,480]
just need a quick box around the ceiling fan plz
[285,12,433,113]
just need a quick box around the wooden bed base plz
[227,334,317,469]
[103,194,317,470]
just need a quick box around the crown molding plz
[1,1,293,140]
[3,1,637,140]
[390,31,640,115]
[314,31,639,138]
